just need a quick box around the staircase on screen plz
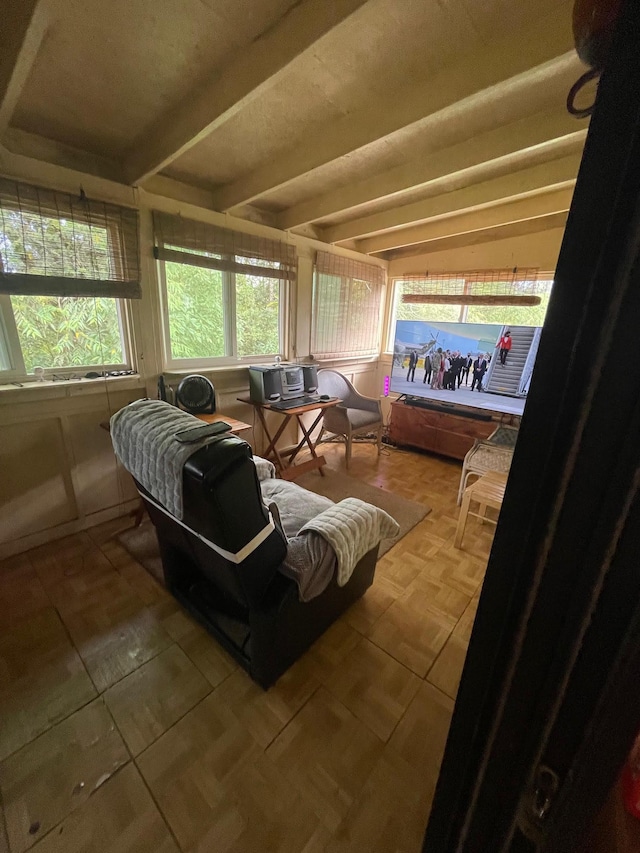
[483,326,538,398]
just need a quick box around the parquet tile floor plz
[0,442,496,852]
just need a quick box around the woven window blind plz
[397,268,543,302]
[0,179,140,298]
[311,251,385,359]
[153,212,297,281]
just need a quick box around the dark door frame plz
[424,1,640,850]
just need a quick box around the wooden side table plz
[454,470,508,549]
[237,396,341,479]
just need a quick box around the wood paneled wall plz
[0,384,143,558]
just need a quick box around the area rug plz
[116,470,431,576]
[295,469,431,557]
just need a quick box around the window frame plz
[158,254,289,369]
[0,195,138,383]
[386,274,556,353]
[386,278,466,353]
[0,294,25,380]
[0,292,135,383]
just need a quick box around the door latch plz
[532,764,560,822]
[516,764,561,844]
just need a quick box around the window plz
[387,271,554,351]
[311,251,385,359]
[154,213,295,366]
[0,179,139,379]
[10,296,126,373]
[164,263,225,360]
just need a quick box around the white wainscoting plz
[0,382,145,559]
[0,360,381,558]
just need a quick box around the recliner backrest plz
[180,435,287,606]
[139,434,287,608]
[111,399,288,607]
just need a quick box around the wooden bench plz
[454,470,508,549]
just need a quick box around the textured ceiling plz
[12,0,298,156]
[2,0,587,259]
[162,0,561,186]
[248,54,583,219]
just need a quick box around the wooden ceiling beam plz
[0,0,50,137]
[321,153,582,245]
[209,7,579,212]
[123,0,371,185]
[2,127,125,183]
[277,112,584,230]
[382,211,570,261]
[357,186,575,254]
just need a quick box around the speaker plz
[249,366,282,403]
[302,364,318,394]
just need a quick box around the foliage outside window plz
[235,264,281,357]
[10,295,124,373]
[163,259,282,363]
[0,188,135,378]
[154,213,294,367]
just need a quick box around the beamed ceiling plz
[0,0,591,260]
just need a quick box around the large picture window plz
[311,251,385,359]
[387,271,554,351]
[154,213,294,367]
[0,179,139,380]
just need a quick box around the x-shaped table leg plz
[288,411,326,474]
[255,406,291,473]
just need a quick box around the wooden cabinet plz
[389,400,496,460]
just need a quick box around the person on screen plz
[406,349,418,382]
[444,351,453,389]
[431,348,444,389]
[460,352,473,386]
[452,352,465,390]
[446,351,458,390]
[497,330,513,365]
[442,351,452,389]
[471,354,488,391]
[423,351,433,385]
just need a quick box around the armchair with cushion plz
[317,369,383,468]
[110,399,396,688]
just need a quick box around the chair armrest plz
[474,439,514,453]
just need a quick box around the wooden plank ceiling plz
[0,0,591,260]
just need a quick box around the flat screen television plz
[390,320,543,416]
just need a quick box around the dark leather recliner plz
[137,434,377,688]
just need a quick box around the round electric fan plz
[176,374,216,414]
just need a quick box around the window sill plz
[316,354,380,366]
[0,374,146,402]
[162,363,253,377]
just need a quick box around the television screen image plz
[390,320,543,416]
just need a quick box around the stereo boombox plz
[249,363,318,404]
